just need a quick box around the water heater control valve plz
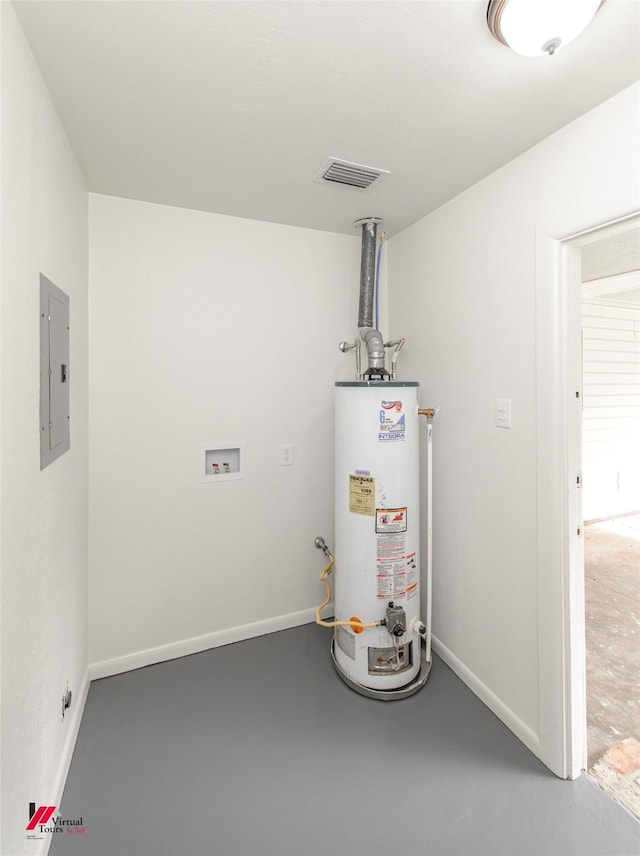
[385,602,407,638]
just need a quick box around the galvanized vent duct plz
[355,217,388,379]
[357,218,377,328]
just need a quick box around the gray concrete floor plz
[51,624,639,856]
[585,514,640,768]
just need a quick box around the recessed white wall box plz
[200,442,245,482]
[40,274,70,469]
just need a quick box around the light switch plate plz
[495,398,512,429]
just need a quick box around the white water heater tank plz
[333,380,423,694]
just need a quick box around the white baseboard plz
[90,605,330,681]
[431,634,541,759]
[40,666,91,856]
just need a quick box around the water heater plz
[315,217,434,701]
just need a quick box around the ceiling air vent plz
[314,158,390,192]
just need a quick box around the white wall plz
[89,195,361,671]
[388,82,640,771]
[0,5,89,854]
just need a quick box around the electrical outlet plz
[279,443,293,466]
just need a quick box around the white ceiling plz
[13,0,640,237]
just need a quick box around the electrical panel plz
[40,274,70,469]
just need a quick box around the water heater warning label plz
[349,474,375,516]
[406,553,418,600]
[376,531,407,599]
[378,400,405,442]
[376,508,407,533]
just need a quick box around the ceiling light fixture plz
[487,0,606,57]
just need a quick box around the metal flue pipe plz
[357,218,378,329]
[354,217,387,378]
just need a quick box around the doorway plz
[578,223,640,806]
[535,192,639,781]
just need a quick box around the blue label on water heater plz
[378,401,406,442]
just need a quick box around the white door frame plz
[535,184,639,779]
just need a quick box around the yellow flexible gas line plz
[315,552,378,632]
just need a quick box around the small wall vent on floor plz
[314,158,390,191]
